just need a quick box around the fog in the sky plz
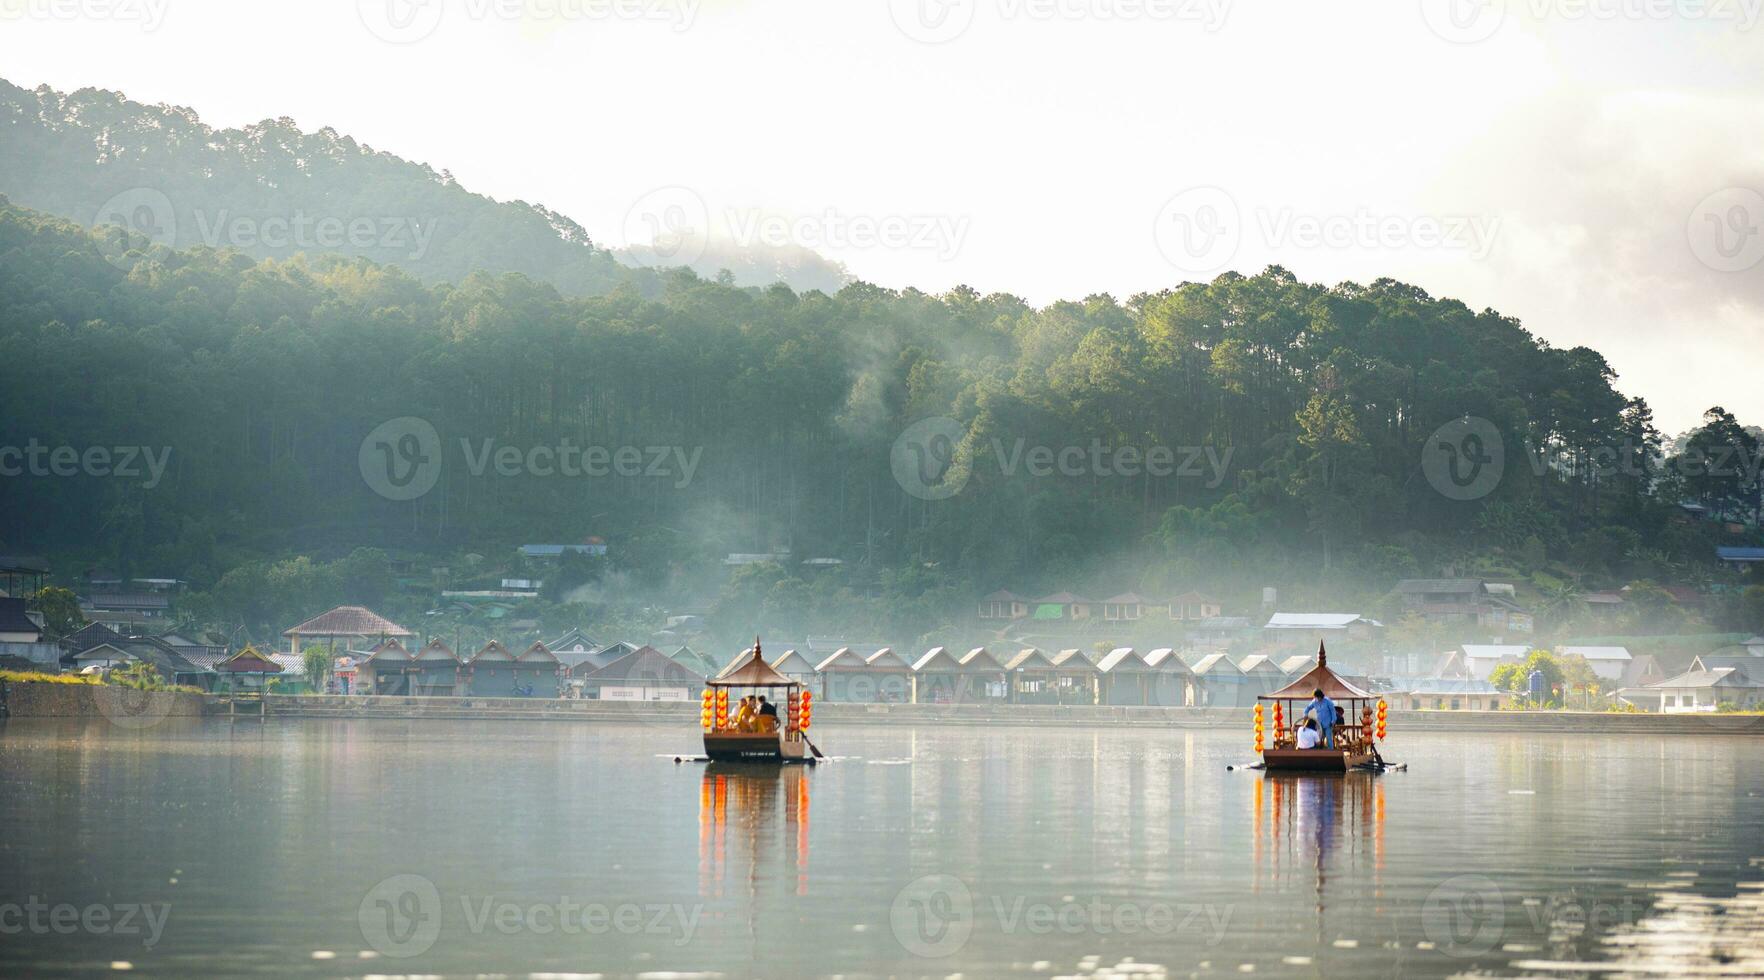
[3,0,1759,432]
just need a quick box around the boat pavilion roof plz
[1261,644,1376,700]
[712,641,799,687]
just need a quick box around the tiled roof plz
[1265,613,1377,629]
[0,597,43,635]
[282,606,413,638]
[1559,646,1632,661]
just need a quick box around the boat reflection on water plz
[1251,773,1386,936]
[698,763,811,900]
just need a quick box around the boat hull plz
[703,731,811,763]
[1261,747,1374,772]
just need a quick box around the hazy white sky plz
[2,0,1760,433]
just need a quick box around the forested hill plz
[0,79,849,295]
[2,196,1756,637]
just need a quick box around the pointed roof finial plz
[1317,640,1328,668]
[754,635,762,660]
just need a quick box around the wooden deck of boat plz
[1261,747,1375,772]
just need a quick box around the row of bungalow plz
[768,645,1310,707]
[321,639,1319,707]
[978,591,1224,623]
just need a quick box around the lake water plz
[1,718,1760,978]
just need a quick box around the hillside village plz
[6,550,1760,713]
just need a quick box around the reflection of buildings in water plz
[698,764,810,900]
[1251,774,1385,918]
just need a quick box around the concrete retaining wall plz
[1,680,208,720]
[257,694,1764,735]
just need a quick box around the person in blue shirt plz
[1306,688,1337,749]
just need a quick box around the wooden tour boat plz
[1256,642,1389,772]
[702,638,819,763]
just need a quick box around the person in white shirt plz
[1296,717,1322,749]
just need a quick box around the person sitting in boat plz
[1295,717,1322,749]
[756,695,779,732]
[734,695,758,732]
[1306,688,1337,749]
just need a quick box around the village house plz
[520,539,608,559]
[1557,645,1634,682]
[576,645,701,701]
[1263,613,1384,656]
[1388,578,1527,632]
[1716,546,1764,573]
[545,628,601,671]
[283,605,415,656]
[977,590,1030,620]
[1190,652,1253,707]
[79,591,171,628]
[1235,654,1288,699]
[1401,678,1504,711]
[1003,647,1064,704]
[813,647,912,702]
[1460,644,1529,680]
[1167,591,1222,621]
[912,646,1008,703]
[1100,593,1147,623]
[1034,593,1095,622]
[1649,665,1764,712]
[0,596,60,668]
[769,648,819,687]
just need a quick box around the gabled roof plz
[414,639,459,663]
[60,621,124,652]
[1189,653,1241,675]
[1050,648,1100,670]
[815,647,872,672]
[671,646,720,675]
[545,627,599,652]
[1651,667,1760,690]
[1462,644,1528,659]
[712,642,798,687]
[216,646,283,673]
[581,645,705,685]
[981,590,1027,603]
[1097,647,1152,672]
[1262,645,1375,700]
[516,642,559,664]
[365,639,414,663]
[913,646,960,672]
[1102,592,1148,605]
[1265,613,1380,629]
[1403,678,1500,694]
[770,649,818,673]
[1005,648,1059,671]
[1277,655,1313,674]
[72,643,134,663]
[1037,592,1093,604]
[572,641,641,671]
[1559,645,1632,662]
[1691,654,1762,682]
[1144,648,1194,674]
[1392,578,1484,594]
[283,606,413,638]
[0,597,42,636]
[468,640,517,663]
[864,647,912,671]
[959,647,1004,670]
[1236,655,1283,674]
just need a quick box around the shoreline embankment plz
[2,684,1758,735]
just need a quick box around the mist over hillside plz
[0,79,1759,655]
[0,78,850,296]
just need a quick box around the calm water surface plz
[1,719,1760,978]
